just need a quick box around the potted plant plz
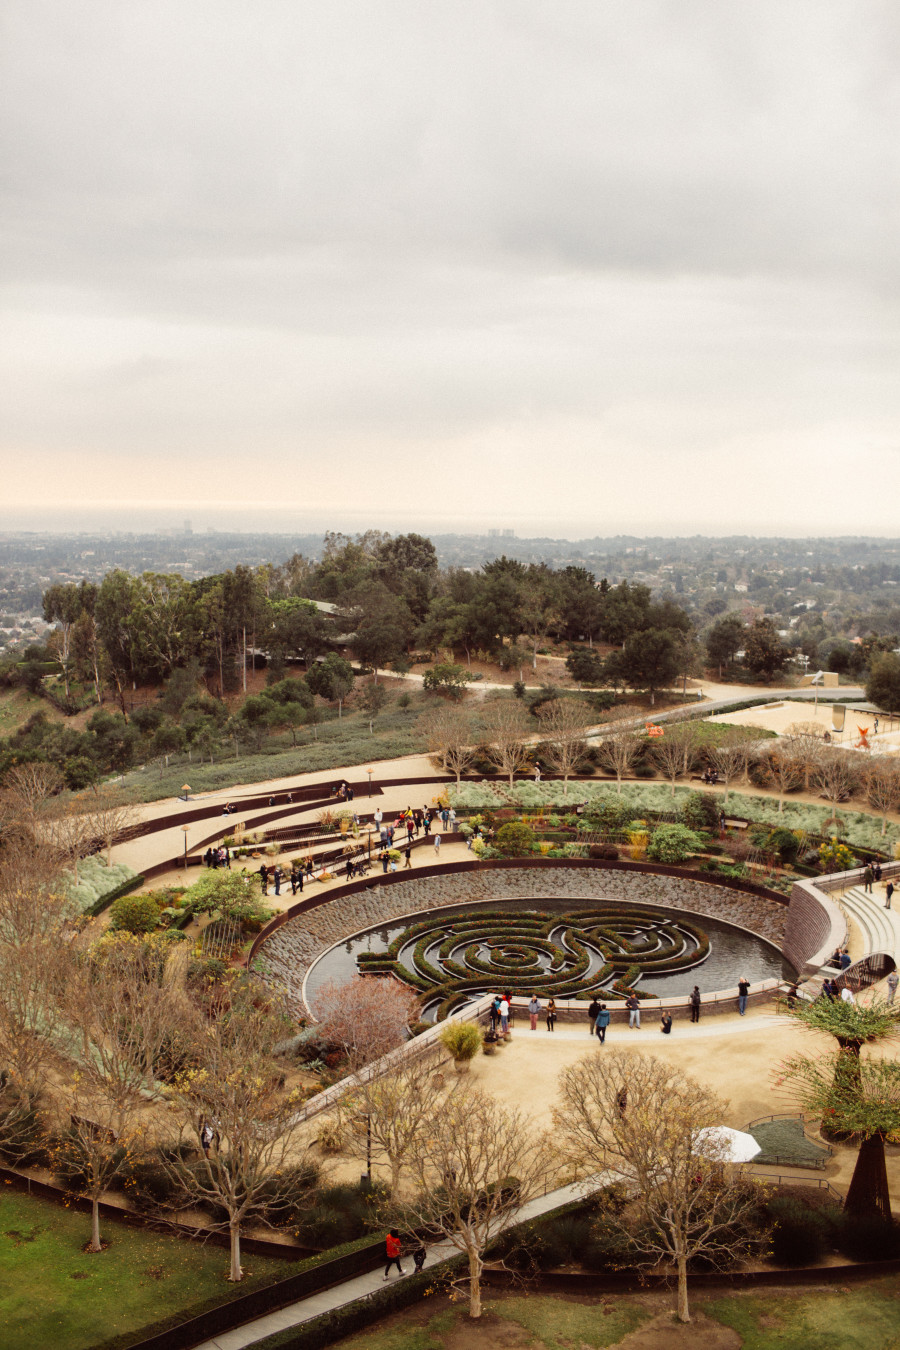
[439,1021,483,1073]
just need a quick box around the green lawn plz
[701,1277,900,1350]
[0,1190,296,1350]
[334,1296,649,1350]
[330,1283,900,1350]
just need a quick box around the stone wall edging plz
[251,861,789,1017]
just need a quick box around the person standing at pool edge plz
[737,976,750,1016]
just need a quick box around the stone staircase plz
[837,885,900,964]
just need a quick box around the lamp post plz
[365,767,373,797]
[181,825,190,868]
[181,783,192,802]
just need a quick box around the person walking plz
[588,997,601,1035]
[545,997,557,1032]
[887,970,899,1004]
[499,995,510,1036]
[383,1229,405,1280]
[290,863,302,895]
[689,986,701,1024]
[404,847,413,869]
[433,833,442,855]
[528,995,541,1031]
[625,993,641,1029]
[272,865,282,897]
[737,977,750,1016]
[380,850,390,874]
[886,882,894,910]
[258,863,269,895]
[412,1244,426,1273]
[595,1003,611,1043]
[863,864,874,894]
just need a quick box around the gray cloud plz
[2,1,899,533]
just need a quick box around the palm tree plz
[780,996,900,1219]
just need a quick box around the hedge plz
[250,1261,462,1350]
[84,872,146,917]
[91,1233,386,1350]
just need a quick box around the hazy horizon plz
[3,504,900,547]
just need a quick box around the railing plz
[749,1171,843,1202]
[288,992,495,1125]
[833,951,895,993]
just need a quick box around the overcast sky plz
[2,1,899,538]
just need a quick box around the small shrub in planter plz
[440,1020,483,1070]
[589,843,620,860]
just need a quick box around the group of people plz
[486,977,756,1041]
[203,845,231,869]
[258,859,312,896]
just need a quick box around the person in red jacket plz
[384,1229,405,1279]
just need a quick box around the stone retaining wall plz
[256,865,787,1014]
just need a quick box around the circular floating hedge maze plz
[357,907,710,1020]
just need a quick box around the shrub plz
[766,1196,834,1266]
[589,844,620,860]
[66,856,138,912]
[646,823,703,864]
[440,1020,483,1066]
[495,821,536,856]
[834,1214,900,1262]
[682,791,721,829]
[108,892,161,933]
[766,827,801,863]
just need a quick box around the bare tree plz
[651,721,701,797]
[55,940,190,1252]
[709,730,751,804]
[535,698,591,795]
[783,722,825,791]
[391,1085,554,1318]
[0,849,75,1158]
[862,757,900,837]
[43,802,98,883]
[479,699,532,787]
[759,743,804,814]
[595,718,642,796]
[157,977,313,1281]
[79,789,139,863]
[0,762,64,841]
[554,1051,761,1323]
[342,1059,450,1195]
[418,704,477,785]
[813,749,861,823]
[314,976,421,1076]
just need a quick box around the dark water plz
[304,896,794,1017]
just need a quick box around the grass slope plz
[0,1190,295,1350]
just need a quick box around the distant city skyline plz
[3,3,898,535]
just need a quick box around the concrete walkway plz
[191,1180,595,1350]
